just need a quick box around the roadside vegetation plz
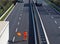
[0,0,16,17]
[49,0,60,7]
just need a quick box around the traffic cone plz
[23,31,28,40]
[16,32,22,37]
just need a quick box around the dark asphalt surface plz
[6,1,29,44]
[5,0,60,44]
[37,0,60,44]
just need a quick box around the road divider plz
[32,3,41,44]
[30,2,38,44]
[33,1,50,44]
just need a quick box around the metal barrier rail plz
[33,4,47,44]
[30,2,38,44]
[32,3,41,44]
[32,0,50,44]
[29,0,49,44]
[30,1,47,44]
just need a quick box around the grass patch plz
[0,9,4,16]
[0,2,12,17]
[0,4,14,21]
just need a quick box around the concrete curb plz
[4,3,18,21]
[4,5,15,20]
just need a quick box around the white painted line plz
[51,16,53,18]
[18,22,20,25]
[58,26,60,29]
[35,6,50,44]
[55,20,57,24]
[20,14,22,16]
[16,28,18,32]
[19,17,21,20]
[12,36,15,42]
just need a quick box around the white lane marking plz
[18,22,20,25]
[51,16,54,19]
[12,36,15,42]
[20,14,22,16]
[58,26,60,29]
[16,28,18,32]
[55,20,57,24]
[35,6,50,44]
[19,17,21,20]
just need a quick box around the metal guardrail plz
[29,0,41,44]
[32,3,41,44]
[32,0,50,44]
[29,0,49,44]
[30,2,38,44]
[33,4,47,44]
[29,0,47,44]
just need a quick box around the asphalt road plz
[6,2,29,44]
[37,0,60,44]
